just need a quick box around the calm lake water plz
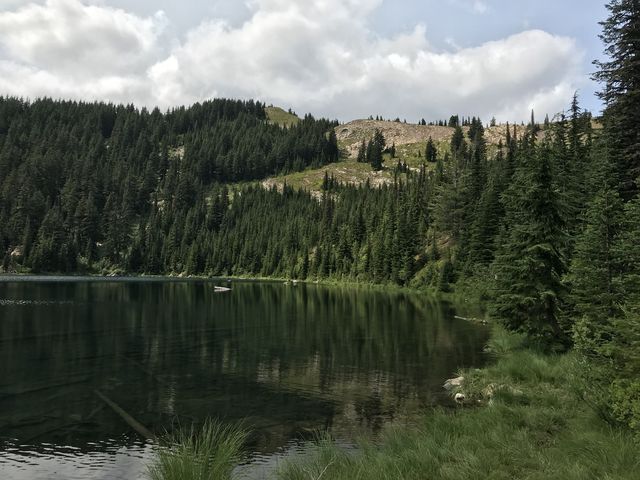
[0,277,489,479]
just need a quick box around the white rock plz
[444,376,465,391]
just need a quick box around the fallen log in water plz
[93,389,155,441]
[454,315,488,325]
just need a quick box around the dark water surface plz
[0,277,489,479]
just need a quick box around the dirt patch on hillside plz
[336,119,530,158]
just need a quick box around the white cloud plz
[448,0,488,15]
[0,0,584,122]
[472,1,488,14]
[0,0,165,103]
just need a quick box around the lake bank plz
[275,324,640,480]
[0,271,487,318]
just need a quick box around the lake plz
[0,277,489,479]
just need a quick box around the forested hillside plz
[0,98,339,273]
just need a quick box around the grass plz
[147,419,246,480]
[263,160,397,192]
[266,106,301,127]
[394,141,445,167]
[278,324,640,480]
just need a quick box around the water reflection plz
[0,278,488,478]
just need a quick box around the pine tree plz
[572,191,640,432]
[369,129,385,171]
[450,126,465,155]
[567,164,625,323]
[425,137,437,162]
[491,140,568,344]
[467,157,505,267]
[322,171,330,191]
[616,193,640,300]
[594,0,640,199]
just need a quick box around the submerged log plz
[454,315,488,325]
[93,389,155,441]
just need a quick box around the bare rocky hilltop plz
[262,108,550,192]
[335,118,529,159]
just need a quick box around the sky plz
[0,0,609,123]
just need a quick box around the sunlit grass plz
[263,160,395,191]
[147,419,246,480]
[266,106,301,127]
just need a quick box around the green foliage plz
[573,310,640,432]
[569,182,640,432]
[616,194,640,297]
[610,378,640,431]
[594,0,640,199]
[567,161,625,323]
[564,0,640,433]
[491,139,568,344]
[0,97,338,274]
[147,419,246,480]
[425,136,437,162]
[450,125,464,154]
[367,129,385,171]
[482,324,525,357]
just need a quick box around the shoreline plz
[277,325,640,479]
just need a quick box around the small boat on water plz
[214,286,231,293]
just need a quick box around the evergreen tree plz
[567,164,625,323]
[616,193,640,300]
[491,139,568,344]
[356,140,366,163]
[425,137,437,162]
[467,154,506,267]
[450,126,465,155]
[594,0,640,199]
[368,129,385,171]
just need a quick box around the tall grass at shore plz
[147,419,246,480]
[278,325,640,480]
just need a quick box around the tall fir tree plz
[594,0,640,199]
[567,159,625,325]
[425,137,437,162]
[491,139,568,344]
